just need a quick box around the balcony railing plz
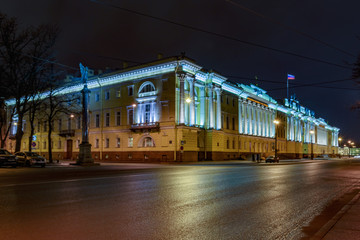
[59,129,75,137]
[131,122,160,131]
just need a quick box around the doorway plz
[66,140,73,160]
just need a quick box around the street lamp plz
[273,119,280,160]
[310,130,314,160]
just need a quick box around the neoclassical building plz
[6,56,339,162]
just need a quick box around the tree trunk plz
[15,114,24,153]
[48,118,53,163]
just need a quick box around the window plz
[105,90,110,100]
[128,85,134,96]
[43,121,47,132]
[116,111,121,126]
[232,117,235,130]
[96,114,100,128]
[116,89,121,98]
[226,96,229,105]
[58,119,62,131]
[37,121,41,132]
[139,82,155,93]
[105,113,110,127]
[116,138,120,148]
[95,139,99,148]
[105,138,109,148]
[226,139,229,149]
[232,98,235,107]
[226,116,229,129]
[233,139,235,149]
[77,117,81,129]
[143,137,154,147]
[128,109,133,125]
[95,93,100,102]
[68,118,71,130]
[128,137,133,147]
[76,139,80,149]
[145,104,151,123]
[58,140,62,149]
[43,141,46,149]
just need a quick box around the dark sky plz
[3,0,360,144]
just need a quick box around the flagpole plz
[287,77,289,100]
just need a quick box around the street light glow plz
[132,104,136,107]
[186,98,191,103]
[310,130,314,134]
[273,119,280,125]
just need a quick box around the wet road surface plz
[0,160,360,240]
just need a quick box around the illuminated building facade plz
[6,56,339,161]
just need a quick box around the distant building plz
[5,56,339,161]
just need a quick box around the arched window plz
[138,136,155,147]
[139,81,155,94]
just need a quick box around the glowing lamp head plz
[132,104,136,107]
[186,98,191,103]
[310,130,314,134]
[70,114,75,118]
[273,119,280,125]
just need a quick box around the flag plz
[287,74,295,80]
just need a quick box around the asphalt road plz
[0,160,359,240]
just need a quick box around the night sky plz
[3,0,360,144]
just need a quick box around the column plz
[238,99,243,134]
[178,72,186,124]
[215,87,221,130]
[208,85,214,129]
[200,86,205,127]
[189,77,195,126]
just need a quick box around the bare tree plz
[0,100,15,148]
[41,78,79,163]
[0,13,59,152]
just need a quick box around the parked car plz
[265,155,279,163]
[0,149,17,168]
[15,152,46,167]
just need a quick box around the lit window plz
[105,90,110,100]
[128,137,133,147]
[105,138,109,148]
[145,104,151,123]
[95,93,100,102]
[143,137,154,147]
[116,89,121,98]
[95,139,99,148]
[116,138,120,148]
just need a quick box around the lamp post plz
[310,130,314,160]
[348,140,352,158]
[273,119,280,160]
[338,137,342,158]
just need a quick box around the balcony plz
[59,129,75,137]
[131,122,160,132]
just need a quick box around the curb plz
[310,190,360,240]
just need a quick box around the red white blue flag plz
[287,74,295,80]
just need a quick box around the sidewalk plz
[312,190,360,240]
